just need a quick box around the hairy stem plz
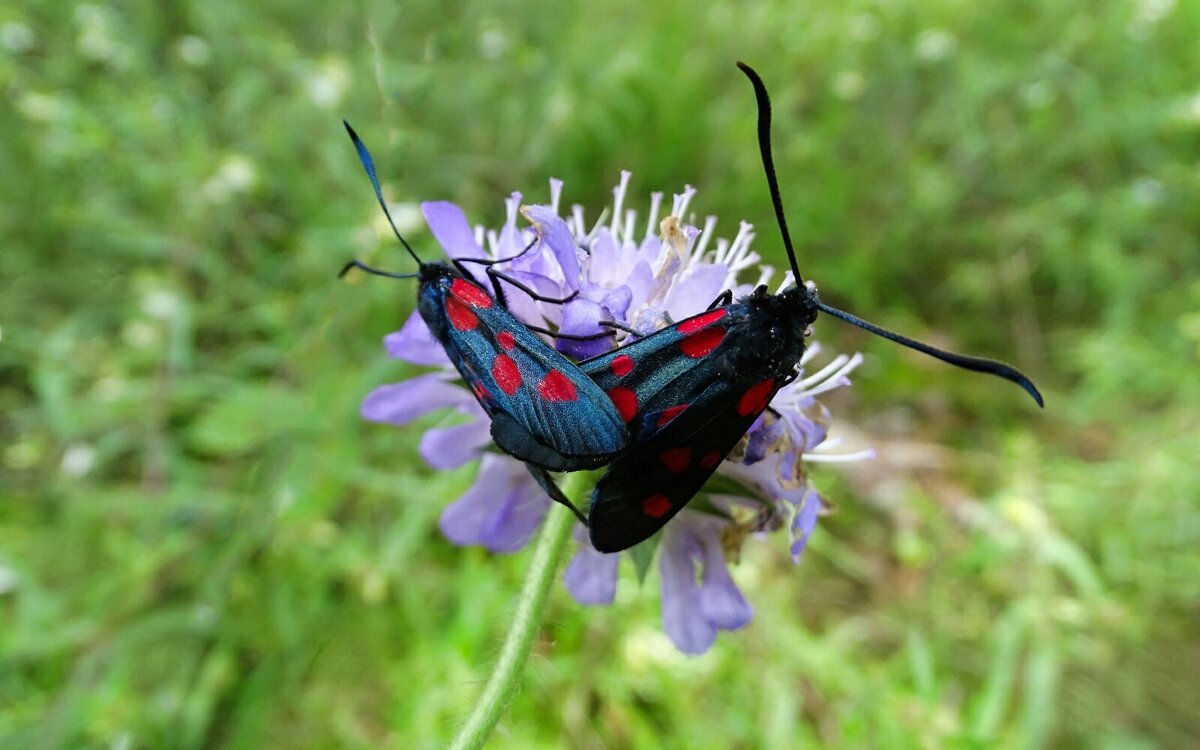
[447,473,586,750]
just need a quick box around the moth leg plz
[706,289,734,310]
[454,237,539,268]
[524,323,615,342]
[486,266,580,305]
[599,319,642,337]
[525,465,588,526]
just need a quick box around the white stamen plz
[693,215,716,259]
[505,192,521,229]
[485,228,499,256]
[725,221,752,264]
[671,184,697,219]
[799,341,823,365]
[473,225,486,253]
[776,270,796,294]
[586,207,610,243]
[644,192,663,241]
[571,204,586,239]
[611,170,632,237]
[754,266,775,289]
[801,448,876,463]
[624,209,637,245]
[549,178,563,214]
[795,354,852,391]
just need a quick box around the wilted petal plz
[564,535,619,605]
[742,411,785,465]
[422,201,487,260]
[360,373,474,425]
[523,204,581,284]
[438,454,550,552]
[385,312,452,366]
[419,419,492,469]
[659,526,717,655]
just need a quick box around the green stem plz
[447,473,586,750]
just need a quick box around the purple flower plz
[362,173,872,653]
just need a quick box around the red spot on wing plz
[680,326,726,358]
[607,387,638,422]
[677,308,727,334]
[610,354,634,377]
[537,370,578,402]
[496,330,516,350]
[699,451,722,469]
[450,278,494,308]
[656,404,688,428]
[491,354,522,395]
[642,493,671,518]
[659,447,692,473]
[445,296,479,331]
[738,378,776,416]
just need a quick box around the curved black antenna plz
[737,61,804,285]
[338,259,420,280]
[343,120,423,268]
[817,301,1044,407]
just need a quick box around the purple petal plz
[587,229,623,287]
[419,419,492,469]
[422,201,486,260]
[385,312,452,367]
[790,489,823,561]
[658,527,717,655]
[785,401,830,453]
[600,285,633,322]
[663,264,730,321]
[622,261,656,312]
[556,299,612,359]
[697,530,753,629]
[522,204,581,285]
[564,536,619,605]
[360,374,474,425]
[438,454,550,552]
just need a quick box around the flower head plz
[362,173,871,653]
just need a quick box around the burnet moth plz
[339,122,629,521]
[579,62,1044,553]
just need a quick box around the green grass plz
[3,0,1199,747]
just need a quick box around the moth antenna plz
[816,302,1044,407]
[338,259,420,281]
[737,61,804,286]
[343,120,423,268]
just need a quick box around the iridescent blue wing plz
[422,274,628,472]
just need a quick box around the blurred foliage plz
[2,0,1199,747]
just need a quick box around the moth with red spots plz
[579,63,1044,553]
[340,122,629,520]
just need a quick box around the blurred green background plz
[3,0,1199,747]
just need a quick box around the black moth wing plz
[579,302,793,552]
[579,305,751,440]
[587,372,785,552]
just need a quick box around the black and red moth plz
[340,123,629,520]
[578,63,1044,553]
